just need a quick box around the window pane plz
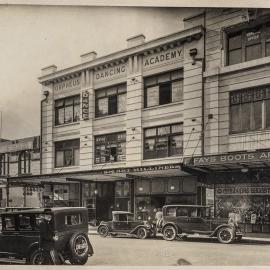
[145,128,156,137]
[241,103,252,132]
[158,73,170,83]
[74,148,80,166]
[144,76,157,87]
[55,99,64,107]
[172,80,183,102]
[157,126,170,136]
[64,106,73,123]
[123,182,130,196]
[159,83,171,105]
[171,70,182,80]
[74,104,80,122]
[56,151,64,167]
[107,87,117,96]
[170,135,183,156]
[56,108,65,125]
[118,93,126,113]
[146,86,159,107]
[118,84,126,94]
[228,33,242,50]
[228,49,242,65]
[65,98,73,106]
[64,150,73,166]
[97,98,108,116]
[266,42,270,57]
[265,99,270,128]
[246,44,262,61]
[230,105,241,133]
[96,89,106,98]
[172,124,183,134]
[108,95,117,115]
[115,182,122,197]
[156,137,168,158]
[252,101,262,130]
[144,138,155,159]
[117,142,126,161]
[117,133,126,142]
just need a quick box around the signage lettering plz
[95,65,126,81]
[193,150,270,166]
[82,90,89,120]
[53,78,80,91]
[143,47,183,69]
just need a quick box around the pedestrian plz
[155,208,163,229]
[39,213,61,265]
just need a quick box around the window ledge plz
[142,101,183,112]
[54,121,80,128]
[229,129,270,137]
[93,161,126,167]
[94,112,126,121]
[54,165,80,170]
[204,56,270,78]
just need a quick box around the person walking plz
[39,214,61,265]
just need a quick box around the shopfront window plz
[144,123,183,159]
[230,87,270,133]
[55,95,80,125]
[55,139,80,167]
[95,132,126,164]
[95,84,126,117]
[227,22,270,65]
[115,181,130,211]
[144,70,183,108]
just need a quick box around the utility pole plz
[0,111,2,139]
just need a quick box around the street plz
[87,234,270,266]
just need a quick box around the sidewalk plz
[88,226,270,242]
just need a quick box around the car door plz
[0,214,20,256]
[112,214,129,231]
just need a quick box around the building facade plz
[0,136,41,207]
[10,8,270,232]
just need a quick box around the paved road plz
[87,235,270,266]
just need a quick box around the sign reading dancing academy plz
[82,90,89,120]
[193,150,270,166]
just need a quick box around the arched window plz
[18,151,31,175]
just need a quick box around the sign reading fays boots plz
[143,46,183,70]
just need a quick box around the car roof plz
[163,205,210,208]
[112,211,133,215]
[1,207,87,215]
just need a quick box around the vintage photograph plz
[1,0,270,266]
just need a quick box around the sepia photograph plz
[1,0,270,266]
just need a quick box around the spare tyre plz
[69,232,91,265]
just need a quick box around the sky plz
[0,4,202,140]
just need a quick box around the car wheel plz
[163,225,177,241]
[217,227,235,244]
[98,225,109,237]
[136,227,148,239]
[69,233,90,265]
[29,249,44,265]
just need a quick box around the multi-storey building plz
[0,136,41,207]
[9,8,270,233]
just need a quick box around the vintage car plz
[0,207,93,264]
[97,211,155,239]
[157,205,243,244]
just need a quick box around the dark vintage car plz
[157,205,243,244]
[97,211,155,239]
[0,207,93,264]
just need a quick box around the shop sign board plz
[143,46,183,70]
[193,150,270,166]
[53,77,80,92]
[0,138,34,153]
[82,90,89,120]
[216,183,270,196]
[94,64,127,83]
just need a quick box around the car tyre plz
[136,227,148,239]
[163,225,177,241]
[69,233,90,265]
[98,225,109,237]
[217,227,235,244]
[28,249,44,265]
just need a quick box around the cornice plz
[39,25,204,85]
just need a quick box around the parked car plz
[0,207,93,264]
[97,211,155,239]
[157,205,243,244]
